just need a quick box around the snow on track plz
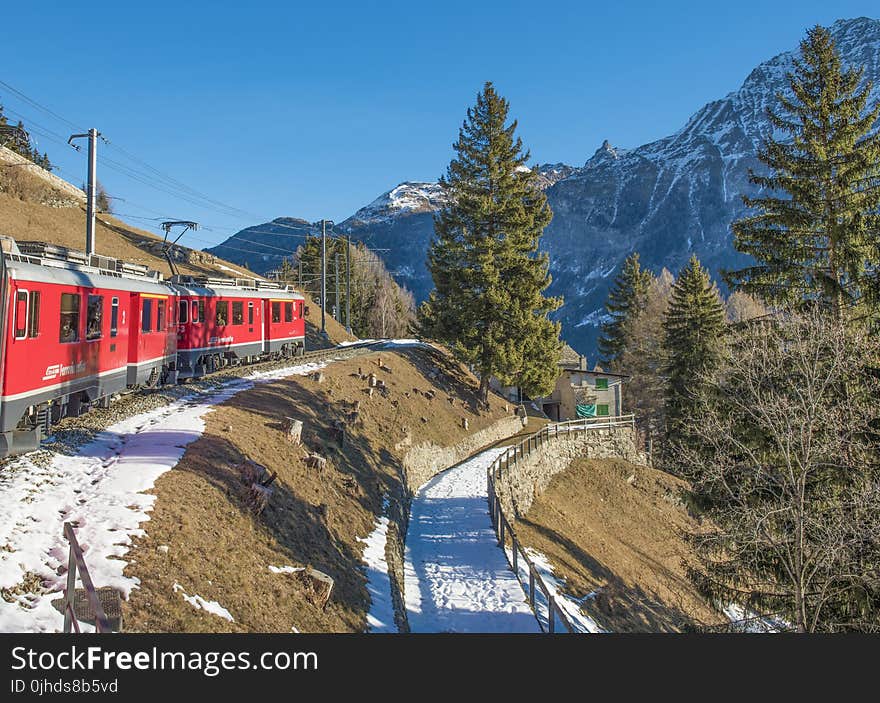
[0,360,324,633]
[404,447,541,633]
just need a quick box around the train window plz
[197,300,205,323]
[111,297,119,338]
[284,302,293,323]
[28,291,40,338]
[157,299,166,331]
[232,301,244,325]
[14,291,27,339]
[271,301,281,323]
[60,293,80,343]
[86,295,103,340]
[179,300,188,324]
[248,301,254,325]
[142,299,153,333]
[216,301,229,326]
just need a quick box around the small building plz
[488,344,628,422]
[539,345,627,421]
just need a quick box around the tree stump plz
[305,453,327,471]
[282,417,304,444]
[294,567,334,610]
[462,418,469,430]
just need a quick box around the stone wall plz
[401,414,523,494]
[0,145,86,206]
[496,427,646,518]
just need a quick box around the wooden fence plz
[61,522,112,633]
[486,414,636,633]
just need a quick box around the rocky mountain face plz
[208,17,880,355]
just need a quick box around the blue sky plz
[2,2,877,248]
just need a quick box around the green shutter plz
[596,404,610,416]
[595,378,608,390]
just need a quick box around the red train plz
[0,237,305,456]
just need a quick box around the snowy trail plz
[0,360,324,632]
[404,447,541,633]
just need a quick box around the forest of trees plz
[598,25,880,632]
[0,103,52,170]
[278,236,416,339]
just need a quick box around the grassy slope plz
[514,457,724,632]
[0,166,355,346]
[122,347,510,632]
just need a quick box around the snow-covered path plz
[404,447,541,633]
[0,361,324,633]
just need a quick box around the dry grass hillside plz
[514,457,725,632]
[122,346,511,632]
[0,158,354,346]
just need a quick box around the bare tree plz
[725,290,768,323]
[677,309,880,632]
[619,268,674,455]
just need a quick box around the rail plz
[486,413,635,633]
[61,522,112,633]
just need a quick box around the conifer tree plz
[727,25,880,317]
[598,252,654,368]
[663,255,726,437]
[421,82,562,402]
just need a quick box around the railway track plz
[5,339,391,466]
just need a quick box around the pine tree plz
[421,82,562,402]
[663,255,726,437]
[727,25,880,317]
[598,252,654,368]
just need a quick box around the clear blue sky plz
[2,1,877,248]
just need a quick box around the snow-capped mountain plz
[208,17,880,355]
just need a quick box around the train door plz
[261,299,270,353]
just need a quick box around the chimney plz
[579,355,587,371]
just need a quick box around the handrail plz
[62,522,112,633]
[486,413,636,633]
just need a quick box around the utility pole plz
[298,260,303,290]
[314,219,333,334]
[334,252,340,320]
[346,236,352,334]
[67,128,100,257]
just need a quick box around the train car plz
[127,289,178,387]
[172,276,305,380]
[0,238,177,455]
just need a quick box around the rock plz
[157,545,169,554]
[312,371,325,384]
[626,474,636,485]
[462,418,469,430]
[368,373,377,388]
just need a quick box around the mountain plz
[208,17,880,355]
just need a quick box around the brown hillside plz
[0,157,355,346]
[514,457,724,632]
[122,346,511,632]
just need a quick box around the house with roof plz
[490,344,628,421]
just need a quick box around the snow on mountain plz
[208,18,880,356]
[348,181,448,226]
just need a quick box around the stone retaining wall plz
[496,427,646,518]
[401,414,523,494]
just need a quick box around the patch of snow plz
[0,360,325,633]
[268,565,305,575]
[359,497,395,632]
[404,447,541,633]
[349,182,447,225]
[723,603,787,633]
[173,583,234,622]
[508,547,604,633]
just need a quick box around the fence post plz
[548,596,556,633]
[512,536,518,573]
[529,567,535,609]
[62,541,77,634]
[499,512,504,546]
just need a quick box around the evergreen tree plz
[598,252,654,368]
[727,25,880,317]
[421,82,562,402]
[662,255,726,438]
